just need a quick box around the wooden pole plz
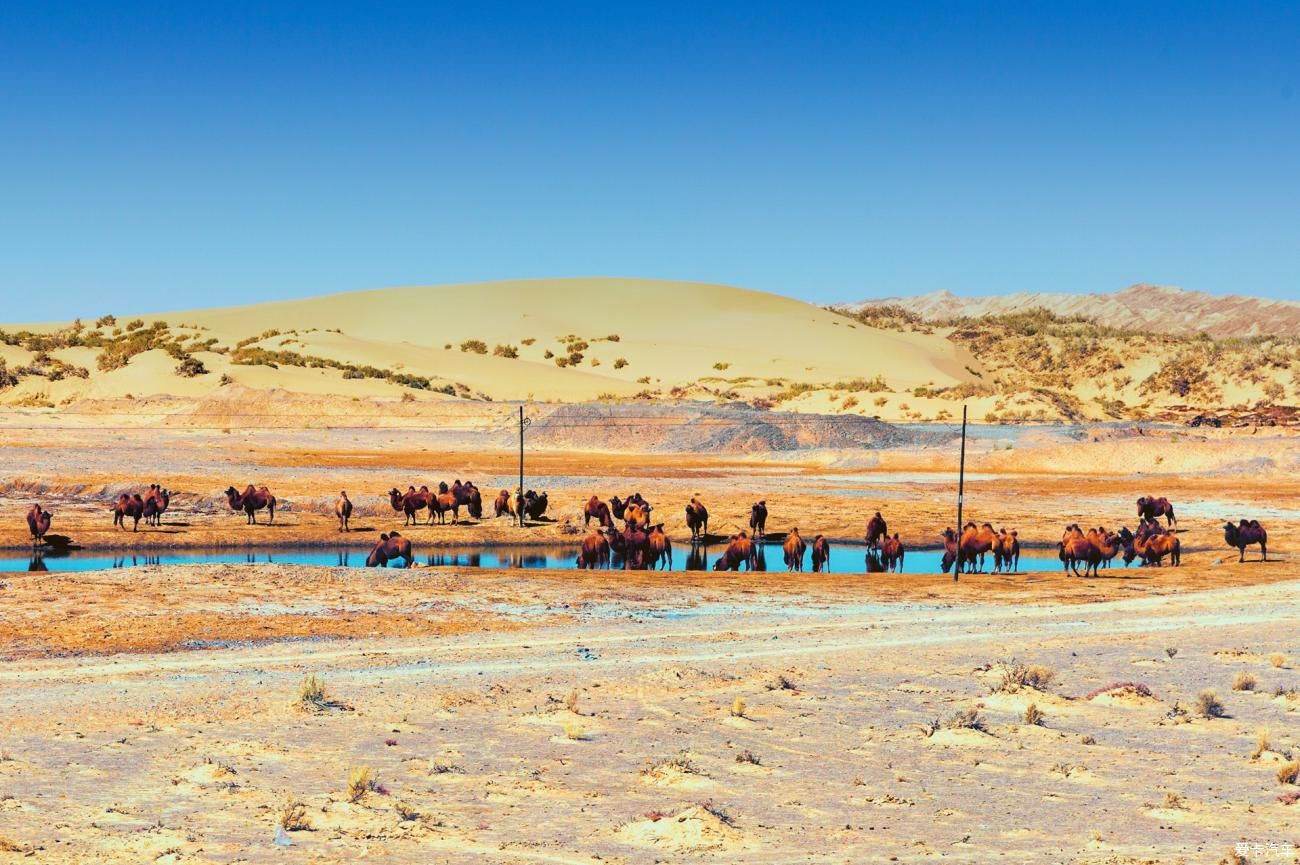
[954,403,967,580]
[517,405,525,527]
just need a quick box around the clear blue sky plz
[2,1,1297,321]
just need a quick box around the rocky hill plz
[837,284,1300,339]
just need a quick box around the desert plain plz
[1,280,1299,863]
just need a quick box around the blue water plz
[6,544,1072,575]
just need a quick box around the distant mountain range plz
[836,284,1300,339]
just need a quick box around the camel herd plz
[16,485,1275,578]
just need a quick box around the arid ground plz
[1,420,1298,863]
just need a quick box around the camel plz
[388,486,429,526]
[1133,530,1180,567]
[584,496,613,528]
[940,523,997,574]
[26,504,51,545]
[577,530,611,569]
[625,502,649,531]
[451,480,483,519]
[431,492,459,524]
[880,533,905,573]
[621,524,650,570]
[1086,527,1123,569]
[684,497,708,541]
[811,534,831,573]
[609,495,628,522]
[783,527,807,572]
[112,493,145,531]
[648,524,673,570]
[713,532,757,571]
[1058,525,1101,577]
[993,529,1020,573]
[1224,519,1267,562]
[520,490,549,521]
[494,489,515,518]
[366,532,412,568]
[865,512,888,549]
[225,485,276,524]
[1136,496,1177,530]
[335,491,353,532]
[749,500,768,540]
[142,484,170,526]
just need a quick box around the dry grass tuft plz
[1251,729,1271,760]
[1085,681,1152,700]
[1165,646,1178,659]
[1023,703,1045,726]
[347,766,377,803]
[1197,690,1227,718]
[0,837,30,854]
[1162,791,1185,810]
[730,697,747,718]
[945,707,987,732]
[297,674,347,711]
[1279,761,1300,786]
[395,800,421,821]
[1271,653,1287,668]
[766,674,798,692]
[696,799,737,826]
[279,794,311,831]
[997,661,1056,693]
[1233,671,1257,692]
[564,689,580,715]
[646,752,705,777]
[735,750,761,765]
[563,721,586,741]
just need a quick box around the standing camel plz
[783,527,807,572]
[26,504,51,545]
[225,485,276,524]
[336,491,353,532]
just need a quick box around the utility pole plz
[954,403,967,580]
[517,406,531,528]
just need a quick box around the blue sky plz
[1,1,1297,320]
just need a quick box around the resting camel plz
[811,534,831,573]
[783,527,807,572]
[577,530,611,569]
[335,491,353,532]
[388,486,429,526]
[1136,496,1177,530]
[684,497,709,541]
[26,504,51,545]
[749,501,768,540]
[880,533,905,573]
[366,532,412,568]
[865,512,888,549]
[494,489,515,518]
[584,496,613,528]
[648,524,672,570]
[1224,519,1267,562]
[226,485,276,524]
[993,529,1020,573]
[113,493,145,531]
[713,532,757,571]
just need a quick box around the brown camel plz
[1133,530,1180,567]
[624,502,649,531]
[495,489,515,518]
[335,491,353,532]
[783,527,807,572]
[684,497,709,541]
[26,504,51,544]
[865,512,888,549]
[749,500,768,539]
[225,484,276,524]
[576,530,611,569]
[450,480,483,519]
[811,534,831,573]
[1136,496,1177,530]
[647,524,673,570]
[113,493,145,531]
[584,496,613,528]
[880,533,905,573]
[388,486,430,526]
[431,492,459,524]
[622,524,650,570]
[1058,525,1100,577]
[1224,519,1267,562]
[713,531,757,571]
[142,484,170,526]
[993,529,1020,573]
[366,532,412,568]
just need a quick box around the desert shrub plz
[395,801,420,821]
[493,344,518,359]
[1272,653,1287,668]
[713,362,730,370]
[730,697,746,718]
[1251,729,1271,760]
[1233,671,1257,691]
[944,707,987,731]
[997,661,1056,693]
[564,690,580,714]
[735,750,761,765]
[563,721,586,740]
[1085,681,1152,700]
[347,766,377,802]
[1023,703,1044,726]
[1196,690,1226,718]
[543,349,554,359]
[567,351,584,365]
[460,340,487,354]
[613,357,628,369]
[175,356,207,377]
[841,396,859,411]
[1278,761,1300,785]
[279,794,311,831]
[521,337,536,345]
[554,356,569,368]
[605,334,620,342]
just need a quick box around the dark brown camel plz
[584,496,613,528]
[622,524,650,570]
[495,489,515,518]
[113,493,145,531]
[647,524,672,570]
[993,529,1020,573]
[225,485,276,524]
[1224,519,1267,562]
[865,512,888,549]
[713,531,757,571]
[576,530,611,569]
[142,484,170,526]
[749,501,768,539]
[684,497,709,541]
[811,534,831,573]
[880,533,905,573]
[26,504,51,545]
[1136,496,1177,530]
[431,492,459,524]
[388,486,430,526]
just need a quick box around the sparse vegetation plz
[1085,681,1153,700]
[493,344,519,359]
[735,750,761,765]
[730,697,746,718]
[279,794,311,831]
[944,707,987,732]
[1251,729,1271,760]
[1271,653,1287,668]
[563,721,586,740]
[175,356,208,377]
[1278,761,1300,785]
[460,340,488,354]
[1023,703,1044,726]
[1196,689,1227,718]
[613,357,628,369]
[996,661,1056,693]
[1233,671,1257,691]
[347,766,377,802]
